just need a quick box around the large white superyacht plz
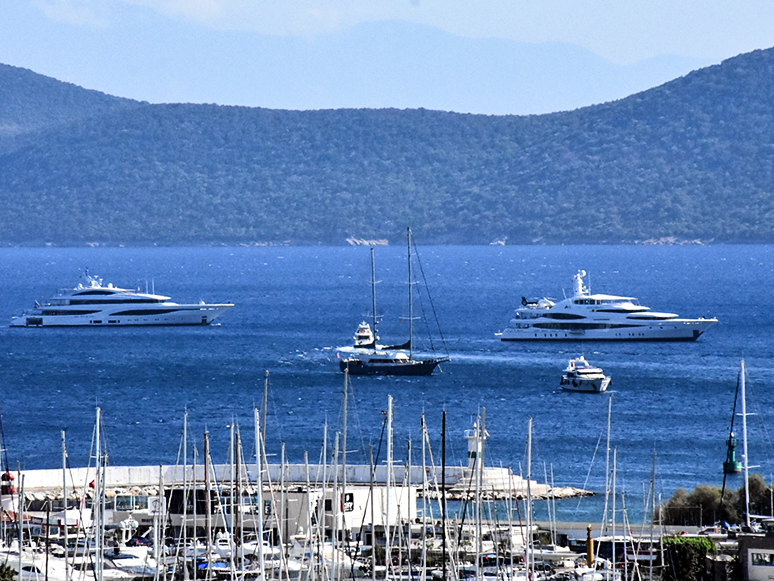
[10,272,233,327]
[498,270,717,341]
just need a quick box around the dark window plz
[533,322,639,330]
[111,309,180,316]
[41,310,101,316]
[70,298,163,305]
[543,312,585,320]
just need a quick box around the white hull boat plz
[498,269,716,341]
[10,272,233,327]
[560,356,611,393]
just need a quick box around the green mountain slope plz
[0,63,139,137]
[1,49,774,245]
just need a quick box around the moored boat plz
[10,272,233,327]
[498,269,717,341]
[560,356,611,393]
[338,229,448,376]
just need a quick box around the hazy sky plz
[4,1,774,112]
[23,0,774,63]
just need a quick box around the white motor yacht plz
[498,270,716,341]
[10,272,233,327]
[560,356,611,393]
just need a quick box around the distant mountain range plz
[1,46,773,245]
[7,17,713,115]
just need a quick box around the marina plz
[0,408,760,581]
[0,409,677,581]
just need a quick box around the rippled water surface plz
[1,244,772,523]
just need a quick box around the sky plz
[3,1,774,114]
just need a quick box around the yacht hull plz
[500,319,716,341]
[339,358,442,376]
[561,377,611,393]
[10,304,233,327]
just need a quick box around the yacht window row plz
[533,322,641,330]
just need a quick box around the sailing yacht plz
[337,228,449,376]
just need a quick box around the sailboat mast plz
[155,466,162,581]
[192,443,198,569]
[183,410,188,578]
[342,369,348,506]
[253,411,265,581]
[262,371,269,448]
[371,247,377,346]
[441,411,447,581]
[407,228,413,360]
[648,451,656,581]
[332,433,340,581]
[236,429,242,555]
[475,413,483,581]
[612,448,617,579]
[95,407,103,581]
[304,451,314,581]
[386,395,393,580]
[62,430,69,581]
[741,360,751,528]
[205,431,212,580]
[526,417,533,580]
[321,422,328,580]
[420,416,427,581]
[228,422,235,579]
[369,445,376,581]
[18,472,24,579]
[406,438,412,574]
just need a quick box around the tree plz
[0,563,15,581]
[658,475,774,526]
[662,536,715,581]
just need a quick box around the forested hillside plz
[0,63,138,137]
[1,49,774,245]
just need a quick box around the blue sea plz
[1,244,772,525]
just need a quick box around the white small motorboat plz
[560,356,611,393]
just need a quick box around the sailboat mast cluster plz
[0,393,589,581]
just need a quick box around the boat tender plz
[560,356,611,393]
[499,270,716,341]
[10,272,233,327]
